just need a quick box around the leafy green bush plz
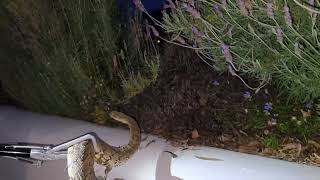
[161,0,320,102]
[263,135,279,149]
[0,0,159,118]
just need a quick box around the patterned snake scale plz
[94,111,141,174]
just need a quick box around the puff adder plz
[94,111,141,175]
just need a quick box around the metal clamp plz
[0,132,101,166]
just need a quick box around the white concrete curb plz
[0,106,319,180]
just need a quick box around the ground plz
[117,44,320,166]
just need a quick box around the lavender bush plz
[0,0,159,118]
[160,0,320,102]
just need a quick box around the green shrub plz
[263,135,279,149]
[0,0,159,118]
[161,0,320,102]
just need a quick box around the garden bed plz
[1,0,319,168]
[118,44,320,166]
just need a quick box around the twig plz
[144,139,156,149]
[164,151,178,158]
[194,155,223,161]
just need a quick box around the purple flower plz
[243,91,251,100]
[213,80,220,86]
[187,0,195,7]
[309,0,315,6]
[192,42,198,48]
[308,0,315,15]
[192,27,205,38]
[163,4,174,9]
[213,4,223,17]
[182,3,201,19]
[275,27,283,43]
[283,4,292,26]
[220,42,233,63]
[266,2,274,19]
[237,0,248,16]
[263,102,272,113]
[304,102,313,109]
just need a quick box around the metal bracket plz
[1,132,101,165]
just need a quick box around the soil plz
[119,44,272,134]
[118,44,265,148]
[117,44,320,166]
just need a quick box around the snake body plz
[94,111,141,174]
[67,111,141,179]
[68,141,96,180]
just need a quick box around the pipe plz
[0,106,319,180]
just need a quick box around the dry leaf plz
[281,143,300,150]
[192,129,200,139]
[238,145,259,153]
[280,143,302,157]
[141,136,148,142]
[218,134,232,142]
[181,146,201,151]
[305,153,320,166]
[194,155,223,161]
[308,140,320,149]
[144,139,156,148]
[239,130,248,136]
[311,153,320,163]
[248,140,260,147]
[151,128,163,135]
[261,148,277,156]
[164,151,178,158]
[301,109,311,119]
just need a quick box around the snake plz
[67,111,141,180]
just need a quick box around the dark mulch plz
[118,44,276,135]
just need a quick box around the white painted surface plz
[0,106,319,180]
